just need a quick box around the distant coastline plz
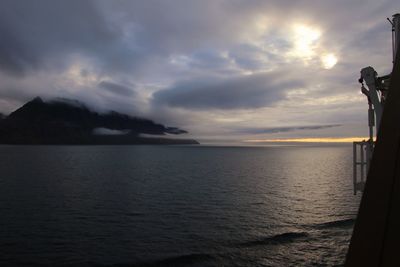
[0,97,199,145]
[0,137,199,146]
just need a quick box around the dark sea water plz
[0,144,361,266]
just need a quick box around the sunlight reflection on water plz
[0,144,360,266]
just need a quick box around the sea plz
[0,144,361,266]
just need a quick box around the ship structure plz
[345,13,400,266]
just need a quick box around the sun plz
[291,24,321,59]
[321,53,338,69]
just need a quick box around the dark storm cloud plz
[98,81,135,97]
[152,72,304,110]
[0,0,118,75]
[235,124,342,134]
[187,50,233,70]
[0,0,254,77]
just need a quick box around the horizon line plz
[244,137,373,143]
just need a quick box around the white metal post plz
[360,143,365,183]
[353,142,357,195]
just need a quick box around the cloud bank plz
[152,71,303,110]
[0,0,397,140]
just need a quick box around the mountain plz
[0,97,199,145]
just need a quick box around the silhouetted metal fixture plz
[353,14,400,195]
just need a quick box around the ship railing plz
[353,140,374,195]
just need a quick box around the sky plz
[0,0,398,143]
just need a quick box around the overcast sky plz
[0,0,397,142]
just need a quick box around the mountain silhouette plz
[0,97,198,145]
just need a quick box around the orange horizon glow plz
[244,137,373,143]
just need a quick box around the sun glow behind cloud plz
[321,53,338,69]
[290,24,321,60]
[286,23,339,70]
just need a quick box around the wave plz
[107,253,215,267]
[148,253,215,266]
[313,218,355,229]
[239,231,309,247]
[83,253,215,267]
[124,212,144,217]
